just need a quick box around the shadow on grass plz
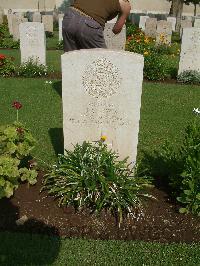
[49,128,64,155]
[53,80,62,97]
[0,199,61,265]
[137,149,183,197]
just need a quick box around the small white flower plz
[45,81,48,84]
[49,81,52,84]
[193,107,200,114]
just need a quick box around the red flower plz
[0,54,6,60]
[127,36,133,41]
[12,101,22,110]
[16,127,24,134]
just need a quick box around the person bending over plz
[62,0,131,52]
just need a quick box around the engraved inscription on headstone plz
[145,18,157,38]
[19,22,46,65]
[178,28,200,74]
[156,20,172,45]
[62,49,144,163]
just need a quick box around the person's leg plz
[62,9,81,52]
[76,17,106,49]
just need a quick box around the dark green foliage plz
[0,122,37,199]
[0,24,19,49]
[126,24,174,81]
[177,70,200,84]
[0,38,20,49]
[144,52,169,81]
[43,141,152,224]
[139,119,200,216]
[45,31,54,38]
[0,54,15,77]
[56,40,63,50]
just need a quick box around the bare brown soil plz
[0,173,200,243]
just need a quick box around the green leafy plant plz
[175,120,200,215]
[144,51,169,81]
[56,40,63,50]
[42,140,152,225]
[45,31,54,38]
[0,23,19,49]
[0,38,20,49]
[126,25,170,81]
[177,70,200,84]
[0,102,38,199]
[139,113,200,216]
[17,58,52,77]
[0,53,15,77]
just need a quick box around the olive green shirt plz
[72,0,121,26]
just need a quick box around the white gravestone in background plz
[156,20,172,45]
[139,16,149,31]
[178,28,200,74]
[42,15,53,32]
[167,17,176,31]
[12,16,28,41]
[145,18,157,38]
[19,22,46,65]
[7,14,13,35]
[62,49,144,164]
[0,12,3,24]
[59,17,63,41]
[33,12,41,22]
[103,23,126,50]
[180,20,192,36]
[194,18,200,28]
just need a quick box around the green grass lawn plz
[0,231,200,265]
[0,78,199,166]
[1,49,63,73]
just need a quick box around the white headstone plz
[33,12,41,22]
[58,14,64,19]
[19,22,46,65]
[156,20,172,45]
[104,24,126,50]
[7,14,13,35]
[139,16,149,31]
[42,15,53,32]
[62,49,144,164]
[178,28,200,74]
[145,18,157,38]
[107,17,118,23]
[59,17,63,41]
[181,20,192,36]
[12,16,28,41]
[194,18,200,28]
[167,17,176,31]
[0,12,3,24]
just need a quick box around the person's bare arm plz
[112,0,131,34]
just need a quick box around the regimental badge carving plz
[82,58,121,98]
